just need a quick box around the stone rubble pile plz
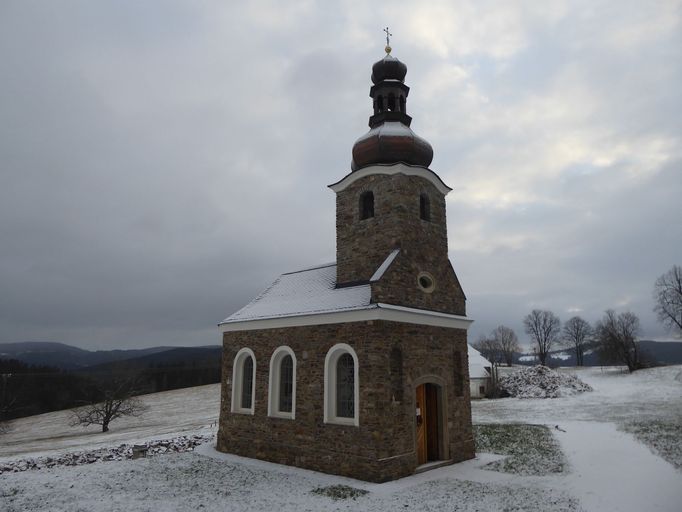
[0,434,213,474]
[499,365,593,399]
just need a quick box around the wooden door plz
[425,384,439,461]
[415,384,427,465]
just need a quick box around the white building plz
[468,345,493,398]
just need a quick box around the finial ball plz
[385,45,392,54]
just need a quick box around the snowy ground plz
[476,366,682,469]
[1,366,681,511]
[0,384,220,461]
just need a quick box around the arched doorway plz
[415,383,442,465]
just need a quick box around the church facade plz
[217,46,475,483]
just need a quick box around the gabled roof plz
[220,263,372,324]
[219,254,473,332]
[468,345,492,378]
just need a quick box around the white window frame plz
[267,346,297,419]
[231,348,256,415]
[324,343,359,426]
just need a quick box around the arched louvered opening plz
[359,191,374,220]
[387,93,396,112]
[420,193,430,221]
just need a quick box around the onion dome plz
[351,48,433,171]
[371,54,407,84]
[352,122,433,171]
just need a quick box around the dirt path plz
[554,421,682,512]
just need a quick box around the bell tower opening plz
[359,190,374,220]
[420,193,430,221]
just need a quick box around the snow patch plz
[500,365,593,398]
[0,434,212,475]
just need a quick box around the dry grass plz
[474,423,568,475]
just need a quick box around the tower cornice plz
[329,163,452,195]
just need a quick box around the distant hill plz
[639,340,682,365]
[515,340,682,367]
[0,341,210,370]
[80,346,223,374]
[0,342,223,420]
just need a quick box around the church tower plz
[331,45,466,316]
[217,40,475,483]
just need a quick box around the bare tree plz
[0,373,16,435]
[595,310,641,373]
[490,325,520,366]
[472,335,502,365]
[523,309,561,366]
[70,377,148,432]
[653,265,682,335]
[562,316,592,366]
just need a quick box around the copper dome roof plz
[351,122,433,171]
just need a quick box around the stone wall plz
[370,251,466,316]
[336,172,448,285]
[217,320,474,482]
[335,171,466,315]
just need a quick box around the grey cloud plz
[1,2,680,350]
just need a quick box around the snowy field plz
[1,366,681,511]
[0,384,220,461]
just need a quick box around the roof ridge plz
[281,262,336,276]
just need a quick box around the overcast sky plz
[1,1,680,351]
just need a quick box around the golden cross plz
[383,27,392,47]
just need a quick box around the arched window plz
[359,191,374,220]
[324,343,359,426]
[268,346,297,419]
[231,348,256,414]
[420,193,430,221]
[377,94,384,112]
[387,93,396,112]
[336,354,354,418]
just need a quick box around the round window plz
[417,272,435,293]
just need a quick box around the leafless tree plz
[0,373,16,435]
[523,309,561,366]
[595,310,641,373]
[70,377,148,433]
[490,325,520,366]
[562,316,593,366]
[472,335,502,365]
[653,265,682,335]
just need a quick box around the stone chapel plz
[217,44,475,483]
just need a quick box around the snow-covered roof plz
[468,345,492,379]
[219,255,473,332]
[220,263,372,324]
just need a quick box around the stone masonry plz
[217,320,474,482]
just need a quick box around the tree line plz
[0,357,222,425]
[474,265,682,373]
